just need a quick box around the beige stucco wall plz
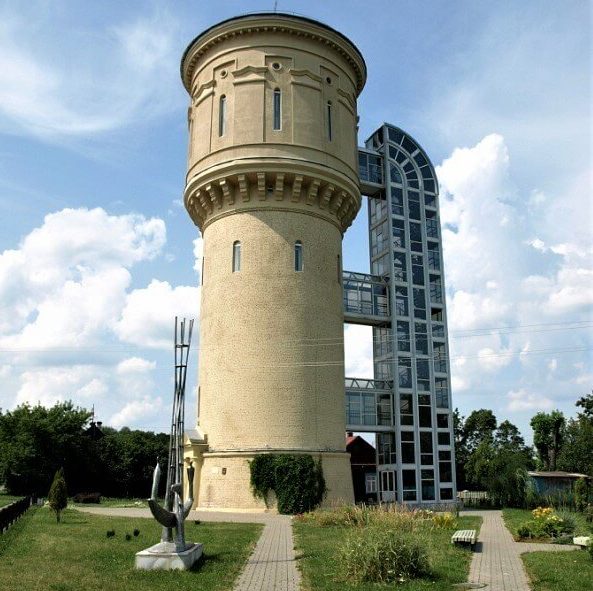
[182,14,366,511]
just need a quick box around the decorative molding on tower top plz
[184,162,361,234]
[180,13,367,96]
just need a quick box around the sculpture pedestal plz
[135,541,203,570]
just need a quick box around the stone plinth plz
[135,541,203,570]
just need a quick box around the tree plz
[0,402,92,495]
[48,468,68,523]
[463,409,497,453]
[557,417,593,477]
[530,411,566,471]
[576,390,593,423]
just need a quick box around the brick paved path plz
[465,510,579,590]
[77,507,300,591]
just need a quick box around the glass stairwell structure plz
[344,123,457,504]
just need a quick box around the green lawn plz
[72,497,149,508]
[523,549,593,591]
[0,493,22,507]
[0,507,262,591]
[502,508,591,540]
[294,515,482,590]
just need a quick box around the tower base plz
[193,450,354,512]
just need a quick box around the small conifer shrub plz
[48,468,68,523]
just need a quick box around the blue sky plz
[0,0,590,441]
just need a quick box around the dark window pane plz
[437,414,448,429]
[440,488,453,500]
[419,406,432,427]
[438,432,450,446]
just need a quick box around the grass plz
[523,549,593,591]
[0,493,22,507]
[294,510,482,590]
[0,506,262,591]
[502,508,591,541]
[72,497,149,508]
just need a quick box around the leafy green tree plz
[0,403,92,495]
[576,390,593,423]
[464,409,497,453]
[48,468,68,523]
[530,410,566,470]
[557,417,593,477]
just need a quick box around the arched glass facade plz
[346,123,456,504]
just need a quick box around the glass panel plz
[424,179,436,193]
[295,241,303,271]
[412,254,424,285]
[219,95,226,136]
[400,393,414,426]
[392,218,405,248]
[393,252,407,282]
[439,462,452,483]
[397,321,410,352]
[401,436,415,464]
[440,487,453,500]
[369,193,387,224]
[425,193,436,208]
[391,187,404,216]
[437,414,449,429]
[273,89,281,130]
[398,357,412,388]
[419,406,432,428]
[437,432,451,446]
[436,378,449,408]
[409,222,423,252]
[390,162,402,184]
[232,240,241,272]
[421,469,435,500]
[402,136,416,154]
[395,287,409,316]
[388,128,404,144]
[413,288,426,319]
[402,469,416,501]
[378,432,396,464]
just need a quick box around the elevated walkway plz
[345,377,393,432]
[343,271,390,326]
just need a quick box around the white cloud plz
[0,5,182,138]
[507,389,553,412]
[0,208,166,345]
[0,206,198,431]
[115,280,199,349]
[110,396,164,430]
[15,366,107,407]
[344,324,373,378]
[477,347,514,372]
[117,357,157,374]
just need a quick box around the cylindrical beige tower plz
[181,13,366,510]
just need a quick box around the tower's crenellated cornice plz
[184,159,361,233]
[181,13,367,96]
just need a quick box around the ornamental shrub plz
[48,468,68,523]
[431,511,457,529]
[339,528,429,583]
[249,454,326,514]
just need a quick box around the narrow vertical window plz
[294,241,303,272]
[327,101,333,141]
[232,240,241,272]
[337,254,341,283]
[219,95,226,136]
[273,88,281,130]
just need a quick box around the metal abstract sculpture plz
[148,317,195,551]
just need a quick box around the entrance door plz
[379,469,396,502]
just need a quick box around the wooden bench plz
[451,529,477,546]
